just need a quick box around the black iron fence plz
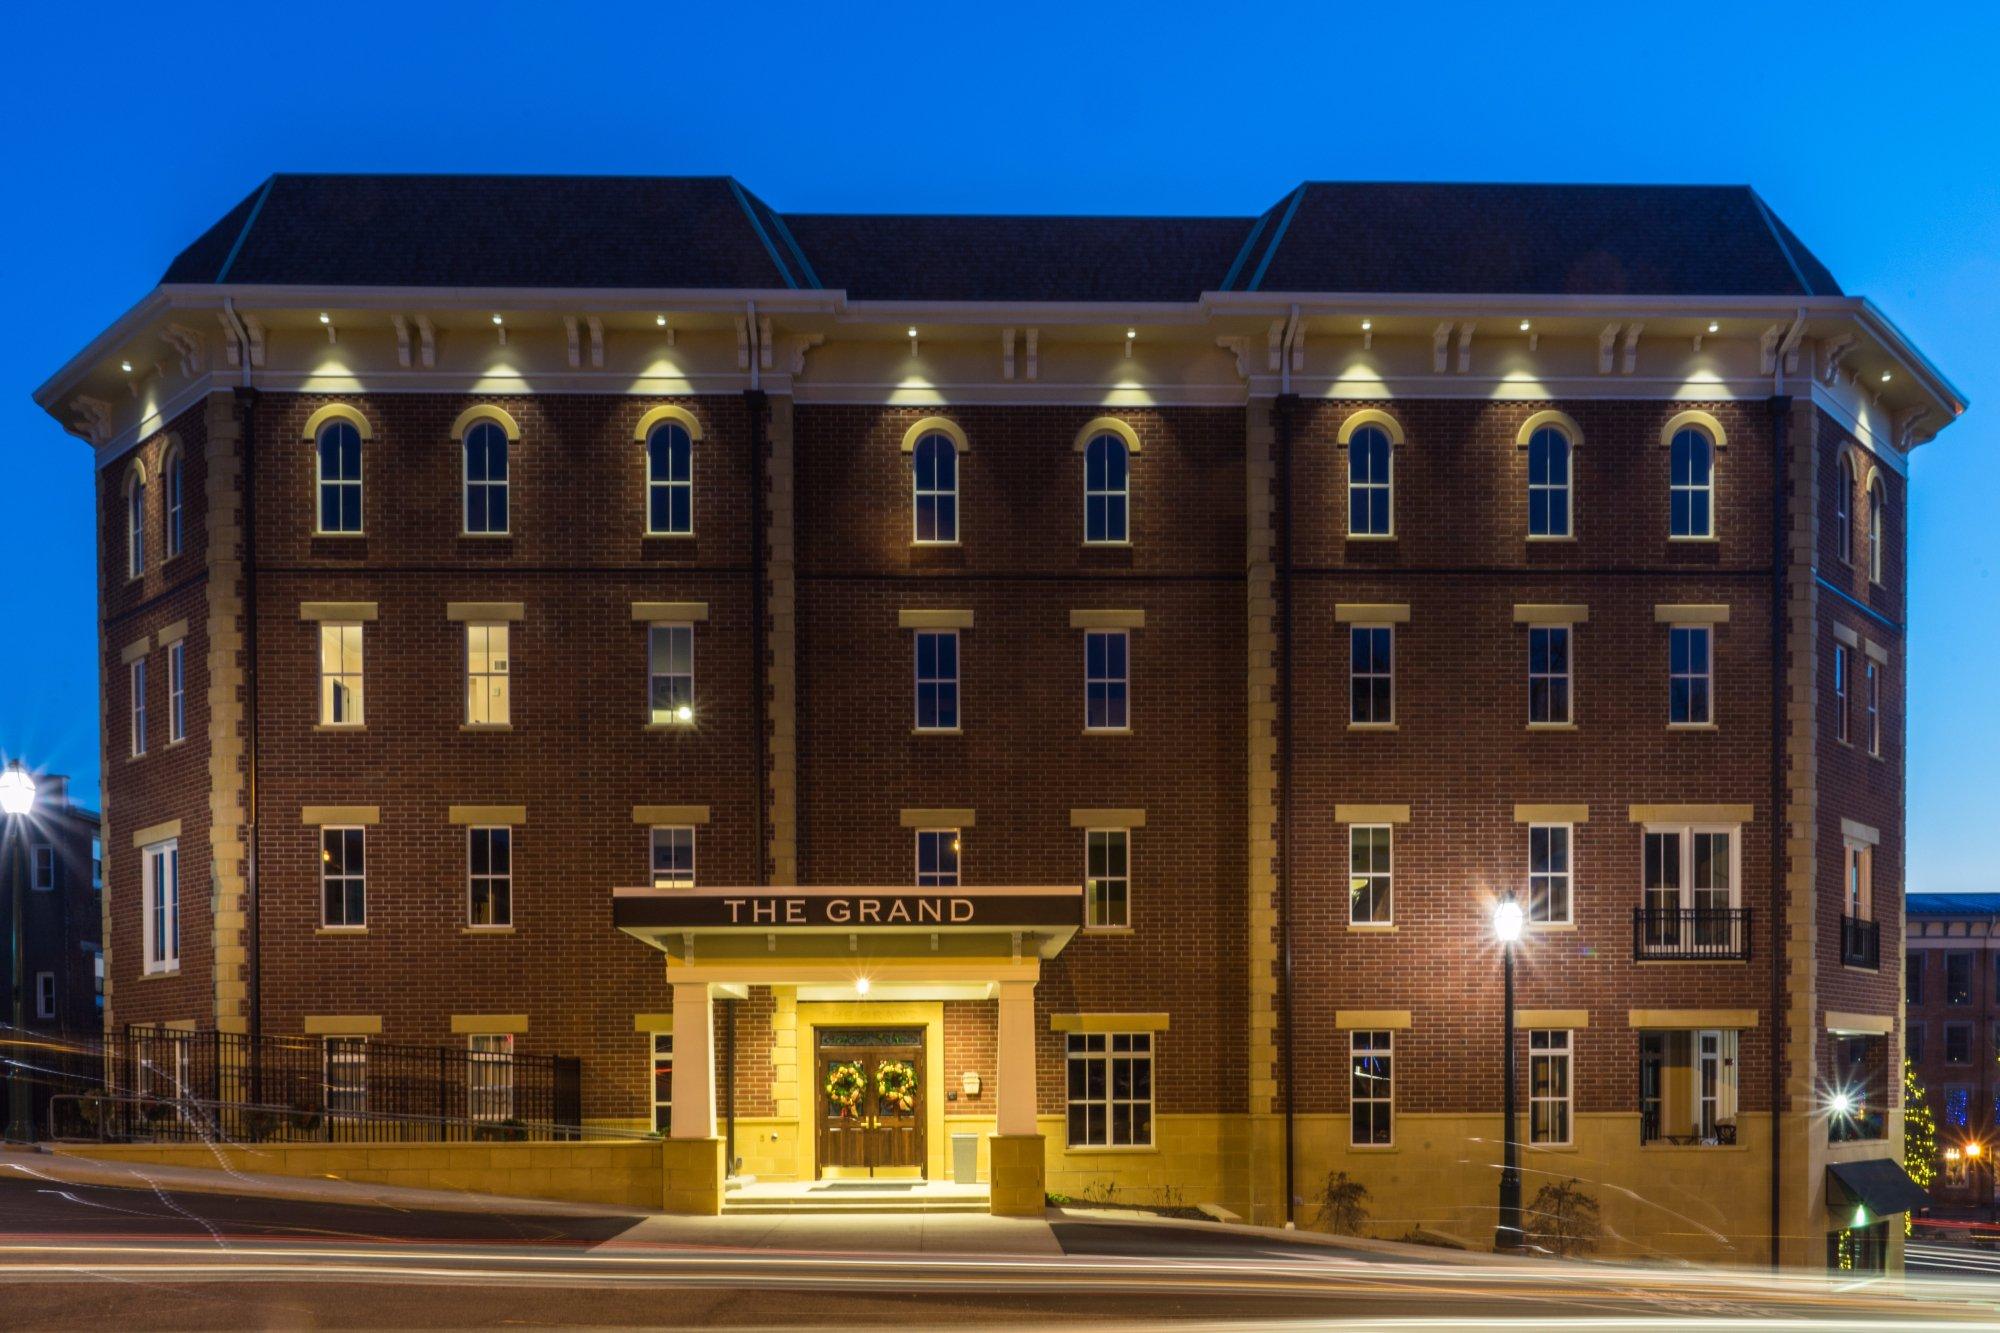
[1632,907,1752,961]
[44,1027,584,1144]
[1840,915,1881,970]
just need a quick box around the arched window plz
[316,421,363,534]
[1527,426,1572,538]
[1084,434,1129,543]
[1668,427,1714,539]
[912,432,958,543]
[125,463,147,578]
[463,420,510,534]
[163,446,184,559]
[1835,455,1854,565]
[1867,475,1886,585]
[646,422,693,535]
[1348,425,1393,536]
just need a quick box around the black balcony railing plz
[1632,907,1752,961]
[1841,915,1881,969]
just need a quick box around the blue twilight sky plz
[0,3,1994,883]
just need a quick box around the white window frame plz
[1669,426,1715,540]
[913,629,960,732]
[34,972,55,1021]
[130,657,148,756]
[1350,1030,1393,1146]
[31,844,54,891]
[1528,823,1572,926]
[1526,426,1572,539]
[647,623,694,725]
[1349,624,1395,726]
[651,1032,674,1133]
[1084,629,1129,732]
[468,825,512,928]
[168,639,187,743]
[911,432,958,545]
[915,828,959,889]
[126,466,147,578]
[315,421,364,536]
[1668,624,1712,726]
[320,825,367,929]
[1867,478,1885,585]
[141,838,179,973]
[467,1033,516,1122]
[1084,828,1130,930]
[646,422,694,536]
[1833,644,1850,744]
[1866,660,1881,757]
[650,825,696,889]
[1347,424,1394,538]
[1844,839,1873,923]
[1064,1031,1153,1148]
[1835,455,1854,566]
[324,1036,368,1115]
[164,447,184,559]
[319,623,365,727]
[1527,624,1572,726]
[462,420,510,536]
[466,623,511,726]
[1642,825,1742,915]
[92,949,103,1010]
[1528,1029,1573,1146]
[1347,824,1393,926]
[1083,434,1130,545]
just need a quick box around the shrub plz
[1314,1171,1372,1235]
[1526,1178,1601,1257]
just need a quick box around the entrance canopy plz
[1826,1159,1933,1218]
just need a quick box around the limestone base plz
[661,1136,726,1214]
[988,1133,1046,1216]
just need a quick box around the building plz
[0,772,103,1052]
[31,175,1964,1266]
[1906,893,2000,1207]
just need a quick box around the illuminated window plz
[912,433,958,543]
[648,624,694,724]
[319,623,364,726]
[463,420,510,534]
[168,640,187,743]
[142,838,178,973]
[466,624,510,726]
[468,826,512,928]
[915,829,959,889]
[647,422,693,535]
[1348,825,1392,925]
[651,826,695,888]
[1668,625,1711,725]
[1350,1030,1393,1146]
[316,420,363,534]
[1085,630,1128,731]
[324,1037,368,1115]
[1867,476,1886,585]
[1945,1085,1971,1127]
[1639,1030,1738,1145]
[125,463,147,577]
[1844,841,1873,924]
[1085,828,1129,929]
[651,1033,674,1133]
[914,630,959,731]
[1529,1030,1573,1145]
[164,445,184,559]
[1528,625,1571,725]
[321,826,366,928]
[1347,425,1392,537]
[1350,625,1394,725]
[1527,426,1571,538]
[1083,434,1129,543]
[130,657,148,756]
[1066,1032,1152,1148]
[1833,644,1850,744]
[1669,426,1714,538]
[468,1034,515,1122]
[1866,660,1882,757]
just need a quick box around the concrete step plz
[721,1182,991,1215]
[721,1197,990,1215]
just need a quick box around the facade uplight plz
[491,314,504,326]
[1707,321,1720,334]
[655,314,667,327]
[1519,319,1532,332]
[120,360,132,373]
[855,976,872,996]
[1881,371,1893,383]
[675,704,692,723]
[319,312,331,324]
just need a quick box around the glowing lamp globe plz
[0,762,34,816]
[1492,898,1524,944]
[1829,1091,1853,1116]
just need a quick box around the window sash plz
[1642,826,1739,916]
[651,1032,675,1133]
[1350,1030,1393,1146]
[912,435,958,544]
[168,641,187,742]
[915,829,959,888]
[1834,645,1849,743]
[316,423,363,534]
[648,624,694,723]
[1528,1029,1573,1145]
[319,623,365,726]
[1065,1031,1153,1148]
[913,630,960,730]
[647,424,694,535]
[35,972,55,1020]
[1084,630,1129,731]
[462,423,510,534]
[1528,824,1572,924]
[466,624,511,726]
[1085,829,1130,929]
[1668,626,1712,725]
[128,476,146,575]
[467,1033,516,1121]
[468,826,512,927]
[143,840,179,972]
[1868,487,1885,584]
[1669,430,1713,538]
[324,1037,368,1115]
[651,826,696,888]
[1866,662,1881,756]
[1836,461,1854,564]
[1526,428,1571,538]
[1348,825,1393,925]
[1347,427,1393,536]
[1349,625,1394,725]
[130,658,148,756]
[321,826,367,928]
[1083,436,1129,543]
[165,454,183,557]
[1527,625,1571,724]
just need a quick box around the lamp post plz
[1,760,37,1143]
[1493,892,1525,1251]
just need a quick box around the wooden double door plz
[816,1028,925,1177]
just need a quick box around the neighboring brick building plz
[0,772,102,1080]
[32,175,1963,1267]
[1906,894,2000,1207]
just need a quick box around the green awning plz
[1827,1158,1932,1218]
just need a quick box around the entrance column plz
[990,979,1046,1215]
[661,980,725,1214]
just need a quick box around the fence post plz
[438,1047,448,1140]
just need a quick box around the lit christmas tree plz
[1904,1059,1940,1237]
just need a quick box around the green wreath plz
[824,1060,867,1113]
[876,1060,918,1113]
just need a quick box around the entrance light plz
[855,976,871,996]
[675,704,692,723]
[1493,897,1524,944]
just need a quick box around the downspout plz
[1275,307,1301,1222]
[1768,388,1792,1270]
[735,300,770,1177]
[222,299,262,1056]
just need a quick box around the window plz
[1083,434,1129,543]
[915,829,959,888]
[467,1034,515,1121]
[1944,1147,1970,1190]
[912,433,958,544]
[1349,625,1394,725]
[1065,1031,1152,1148]
[650,826,695,888]
[466,624,510,726]
[142,838,179,973]
[1527,426,1571,538]
[647,624,694,725]
[1835,455,1854,565]
[324,1037,367,1115]
[92,950,103,1011]
[1668,625,1712,725]
[1867,477,1886,585]
[1528,625,1571,725]
[168,640,186,743]
[34,972,54,1021]
[1669,426,1714,538]
[1085,829,1129,930]
[1829,1220,1890,1273]
[1830,1034,1889,1142]
[31,844,53,891]
[92,837,102,892]
[321,827,366,928]
[463,420,510,534]
[130,657,148,756]
[468,826,512,928]
[1639,1030,1739,1145]
[1347,424,1392,537]
[646,422,693,535]
[1833,644,1849,744]
[164,447,184,559]
[1085,630,1128,731]
[319,624,364,726]
[1844,842,1873,923]
[1640,827,1739,953]
[1865,661,1881,757]
[1348,825,1393,925]
[126,464,146,577]
[1906,1022,1923,1065]
[651,1033,674,1133]
[316,420,363,534]
[1529,1030,1573,1145]
[1908,952,1925,1005]
[1350,1030,1393,1145]
[1945,1022,1972,1065]
[914,630,959,731]
[1948,952,1973,1006]
[1528,824,1572,925]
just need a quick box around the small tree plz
[1314,1171,1371,1235]
[1904,1059,1940,1235]
[1526,1178,1601,1258]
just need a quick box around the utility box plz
[951,1133,979,1184]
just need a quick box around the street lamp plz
[1493,893,1524,1252]
[2,760,37,1143]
